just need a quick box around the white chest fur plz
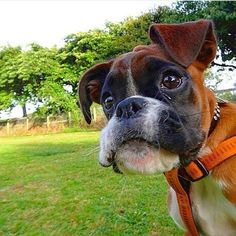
[169,176,236,236]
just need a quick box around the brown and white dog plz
[78,20,236,235]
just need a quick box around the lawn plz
[0,131,182,235]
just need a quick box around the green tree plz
[60,30,115,78]
[0,44,78,116]
[0,46,24,114]
[0,91,14,111]
[105,12,155,53]
[218,92,236,102]
[60,8,170,80]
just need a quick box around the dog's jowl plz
[78,20,236,236]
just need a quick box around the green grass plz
[0,132,182,235]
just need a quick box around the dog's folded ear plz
[149,19,217,69]
[78,60,113,124]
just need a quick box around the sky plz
[0,0,173,48]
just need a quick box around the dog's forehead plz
[110,52,136,76]
[109,47,173,82]
[106,52,138,96]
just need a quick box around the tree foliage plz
[0,44,77,116]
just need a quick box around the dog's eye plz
[104,96,114,110]
[161,75,182,89]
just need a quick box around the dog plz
[78,20,236,236]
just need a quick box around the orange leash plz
[165,169,199,236]
[165,136,236,236]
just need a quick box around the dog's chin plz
[114,140,180,175]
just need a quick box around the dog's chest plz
[169,176,236,236]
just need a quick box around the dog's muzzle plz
[99,96,204,174]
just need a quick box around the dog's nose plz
[116,97,146,119]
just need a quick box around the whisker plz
[81,145,100,157]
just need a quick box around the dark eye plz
[104,96,114,110]
[161,75,182,89]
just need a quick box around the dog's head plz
[78,20,217,174]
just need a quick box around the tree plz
[0,91,14,111]
[0,46,24,114]
[218,92,236,102]
[0,44,78,116]
[60,8,169,81]
[60,30,116,79]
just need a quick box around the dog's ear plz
[78,60,113,124]
[149,20,217,69]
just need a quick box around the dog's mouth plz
[101,136,204,175]
[99,109,204,174]
[114,139,160,174]
[106,138,180,175]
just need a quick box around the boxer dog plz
[78,20,236,235]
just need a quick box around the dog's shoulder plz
[212,154,236,205]
[211,101,236,205]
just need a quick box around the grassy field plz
[0,131,182,236]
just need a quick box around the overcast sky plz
[0,0,173,48]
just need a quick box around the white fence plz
[0,108,105,136]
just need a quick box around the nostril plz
[116,97,146,119]
[115,97,146,119]
[131,101,143,114]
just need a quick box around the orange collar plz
[165,136,236,236]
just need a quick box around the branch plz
[212,61,236,69]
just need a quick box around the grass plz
[0,132,182,236]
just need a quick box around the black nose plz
[116,97,146,119]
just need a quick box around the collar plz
[165,136,236,235]
[183,136,236,181]
[208,98,228,136]
[208,103,220,136]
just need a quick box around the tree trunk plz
[22,104,27,117]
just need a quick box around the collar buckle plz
[185,159,209,182]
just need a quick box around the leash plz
[165,136,236,236]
